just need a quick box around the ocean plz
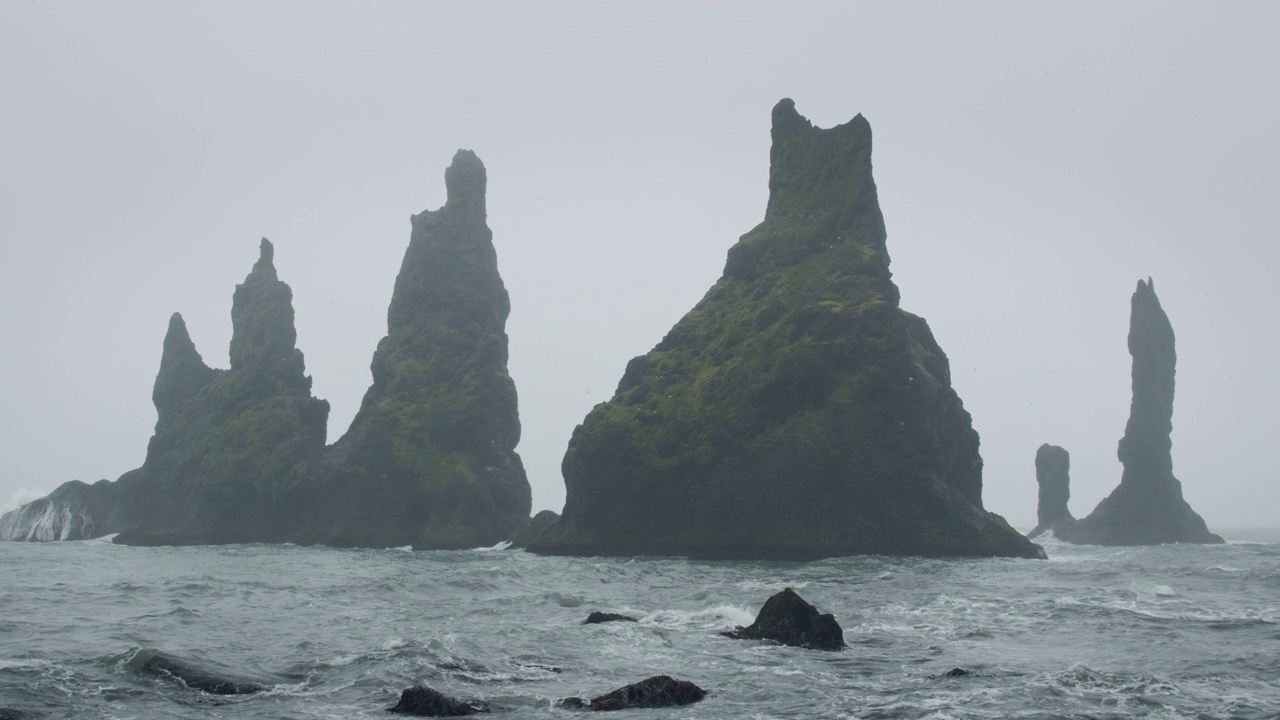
[1,531,1277,719]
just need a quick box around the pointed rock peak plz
[163,312,199,356]
[257,237,273,263]
[154,311,215,413]
[444,149,487,216]
[230,239,300,374]
[249,238,279,281]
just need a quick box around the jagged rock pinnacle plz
[1060,279,1222,545]
[152,312,216,416]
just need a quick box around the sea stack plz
[0,240,332,544]
[115,239,332,544]
[527,99,1043,560]
[1061,279,1222,545]
[1027,444,1075,539]
[2,153,532,548]
[327,149,531,548]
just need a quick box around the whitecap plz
[472,541,512,551]
[391,545,412,552]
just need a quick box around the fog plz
[2,1,1276,529]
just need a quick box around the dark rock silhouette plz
[387,685,489,716]
[1027,444,1076,539]
[723,587,846,650]
[2,240,333,545]
[527,99,1043,561]
[511,509,560,548]
[126,648,272,695]
[583,611,638,624]
[1060,280,1223,546]
[2,152,531,549]
[559,675,707,711]
[326,149,531,549]
[942,667,972,678]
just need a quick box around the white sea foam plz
[641,604,756,629]
[473,541,513,551]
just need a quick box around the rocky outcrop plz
[326,150,531,549]
[1027,444,1075,539]
[387,686,489,716]
[3,152,531,548]
[0,479,118,541]
[583,611,638,625]
[559,676,706,711]
[527,99,1043,561]
[125,648,272,695]
[114,240,332,544]
[1,241,331,544]
[1060,280,1223,545]
[723,588,845,650]
[512,509,559,548]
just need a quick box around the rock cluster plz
[527,99,1043,560]
[1060,280,1222,546]
[1,153,530,548]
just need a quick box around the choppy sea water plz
[1,530,1278,719]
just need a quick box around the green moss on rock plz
[529,99,1042,560]
[329,149,531,549]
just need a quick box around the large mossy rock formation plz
[1027,444,1076,539]
[2,151,531,548]
[527,99,1043,560]
[0,240,331,544]
[1060,280,1222,545]
[326,149,531,548]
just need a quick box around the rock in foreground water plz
[723,587,846,650]
[583,611,638,624]
[387,685,489,716]
[560,675,707,711]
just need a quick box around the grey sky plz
[2,1,1276,530]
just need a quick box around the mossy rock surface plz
[327,150,531,549]
[529,99,1042,560]
[2,156,531,549]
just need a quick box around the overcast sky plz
[2,1,1277,531]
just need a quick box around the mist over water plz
[2,534,1278,718]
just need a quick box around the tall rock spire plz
[1061,279,1222,545]
[526,100,1042,560]
[332,149,531,549]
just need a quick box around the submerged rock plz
[1027,444,1076,539]
[126,648,269,695]
[560,675,707,711]
[329,149,531,549]
[723,587,845,650]
[1061,280,1223,546]
[528,99,1042,561]
[387,685,489,716]
[583,611,638,625]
